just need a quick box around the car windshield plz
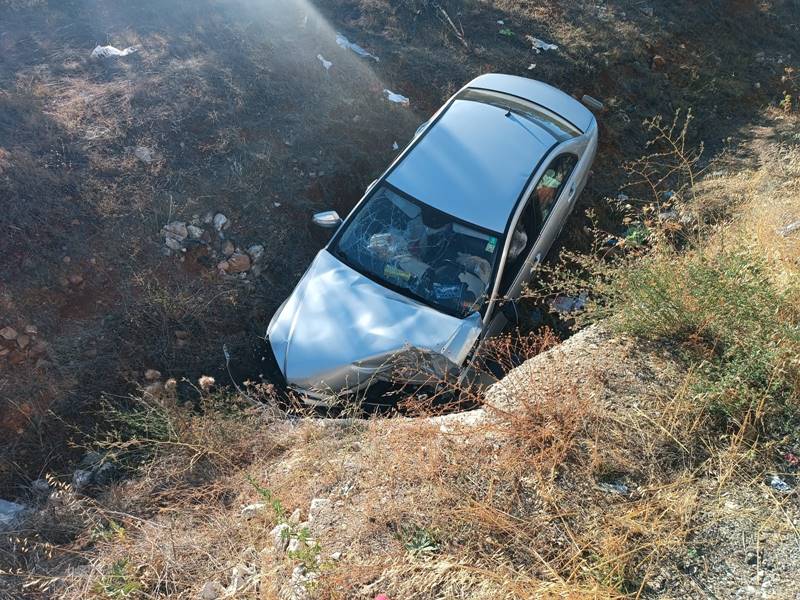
[333,184,502,318]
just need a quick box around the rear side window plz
[533,154,577,222]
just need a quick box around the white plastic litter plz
[496,20,505,25]
[770,475,792,492]
[527,63,537,70]
[392,141,399,150]
[383,89,409,105]
[525,35,558,53]
[778,219,800,237]
[335,33,379,61]
[317,54,332,70]
[91,44,139,59]
[550,292,588,314]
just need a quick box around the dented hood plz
[267,250,482,394]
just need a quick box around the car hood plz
[267,250,482,394]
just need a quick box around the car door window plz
[533,154,578,223]
[498,153,578,296]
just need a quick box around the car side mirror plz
[312,210,342,229]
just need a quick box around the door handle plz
[567,183,577,202]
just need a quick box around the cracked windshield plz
[334,185,501,317]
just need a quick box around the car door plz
[481,148,582,339]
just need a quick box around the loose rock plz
[145,369,161,381]
[16,335,30,349]
[225,253,251,273]
[222,240,235,257]
[134,146,155,164]
[213,213,228,231]
[163,221,188,240]
[187,225,204,239]
[247,244,265,262]
[199,581,225,600]
[651,54,667,71]
[68,274,84,286]
[271,523,291,552]
[1,327,18,340]
[241,502,266,519]
[308,498,330,523]
[31,479,50,497]
[72,469,93,491]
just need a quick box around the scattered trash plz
[0,499,27,530]
[769,475,792,492]
[597,481,629,495]
[784,452,800,467]
[778,220,800,237]
[133,146,155,164]
[550,292,588,315]
[525,35,558,53]
[335,33,379,61]
[316,54,332,71]
[383,89,410,105]
[527,63,537,70]
[581,94,605,111]
[392,141,399,150]
[91,44,139,59]
[498,28,514,37]
[496,20,505,25]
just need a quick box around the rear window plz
[458,88,580,142]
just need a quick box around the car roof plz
[468,73,594,133]
[386,95,559,233]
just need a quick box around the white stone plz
[199,581,224,600]
[240,502,265,519]
[163,221,188,240]
[308,498,330,522]
[187,225,204,239]
[247,244,265,262]
[134,146,155,164]
[213,213,228,231]
[164,236,182,251]
[271,522,291,552]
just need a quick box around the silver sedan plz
[267,74,599,404]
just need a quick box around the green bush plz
[555,246,800,431]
